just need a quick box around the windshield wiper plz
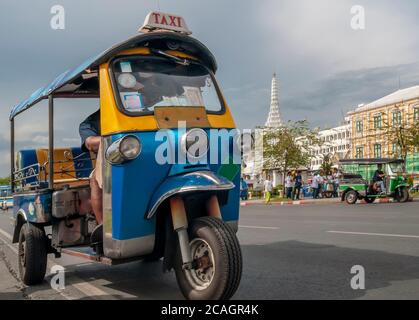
[150,48,191,66]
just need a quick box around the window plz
[392,143,400,156]
[414,107,419,121]
[111,55,224,115]
[373,114,382,130]
[356,120,363,133]
[374,144,382,158]
[356,146,364,159]
[392,110,402,125]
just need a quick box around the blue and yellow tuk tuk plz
[9,12,242,300]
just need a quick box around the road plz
[1,202,419,300]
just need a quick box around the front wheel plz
[345,190,358,205]
[174,217,242,300]
[18,224,48,285]
[395,187,410,203]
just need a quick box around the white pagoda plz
[265,73,282,128]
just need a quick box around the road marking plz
[239,225,279,230]
[327,231,419,239]
[0,228,12,241]
[0,225,113,300]
[71,279,115,300]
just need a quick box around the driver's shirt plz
[373,170,384,182]
[79,110,101,152]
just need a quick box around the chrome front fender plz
[145,171,235,220]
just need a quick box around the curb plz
[240,197,419,207]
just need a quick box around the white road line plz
[71,280,115,300]
[239,225,279,230]
[0,228,13,241]
[327,231,419,239]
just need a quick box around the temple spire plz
[265,73,282,128]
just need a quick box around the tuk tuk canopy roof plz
[9,32,217,120]
[339,158,404,165]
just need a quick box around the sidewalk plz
[240,197,419,206]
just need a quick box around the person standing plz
[332,168,341,198]
[293,171,303,200]
[285,172,294,199]
[312,172,320,199]
[264,175,273,204]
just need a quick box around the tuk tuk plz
[339,158,410,205]
[9,12,242,300]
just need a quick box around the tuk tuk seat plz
[16,147,95,189]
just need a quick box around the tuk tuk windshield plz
[111,56,223,114]
[389,162,404,174]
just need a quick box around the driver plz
[373,164,386,194]
[79,110,103,229]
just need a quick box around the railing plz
[13,152,95,191]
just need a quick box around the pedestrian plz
[332,168,341,198]
[293,170,303,200]
[285,171,294,199]
[264,175,273,204]
[311,172,320,199]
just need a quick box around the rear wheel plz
[18,224,48,285]
[345,190,358,205]
[395,187,409,203]
[174,217,242,300]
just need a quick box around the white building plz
[308,119,352,171]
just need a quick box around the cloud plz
[282,61,419,127]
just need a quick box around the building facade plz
[308,121,352,171]
[347,86,419,174]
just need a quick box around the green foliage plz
[262,120,316,172]
[320,154,333,176]
[0,176,11,186]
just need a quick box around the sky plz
[1,0,419,175]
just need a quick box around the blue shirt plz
[79,110,100,152]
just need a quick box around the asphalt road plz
[0,201,419,300]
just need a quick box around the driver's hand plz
[85,136,101,153]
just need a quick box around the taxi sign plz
[139,12,192,35]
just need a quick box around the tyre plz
[364,197,375,204]
[18,224,48,285]
[345,190,358,205]
[395,187,409,203]
[174,217,242,300]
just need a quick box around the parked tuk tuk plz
[339,159,410,205]
[9,12,242,300]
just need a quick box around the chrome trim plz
[146,171,235,219]
[105,135,141,164]
[102,137,113,245]
[104,234,155,259]
[16,209,27,223]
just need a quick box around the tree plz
[382,110,419,165]
[261,120,318,188]
[320,153,334,176]
[0,176,11,185]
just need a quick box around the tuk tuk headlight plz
[106,135,141,164]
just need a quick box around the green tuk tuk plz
[339,159,410,205]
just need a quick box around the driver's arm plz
[79,110,101,153]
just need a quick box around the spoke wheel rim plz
[185,238,215,291]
